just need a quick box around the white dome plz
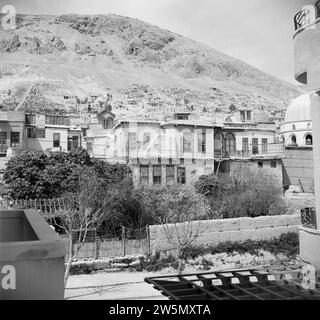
[285,94,311,123]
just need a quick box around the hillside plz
[0,13,303,118]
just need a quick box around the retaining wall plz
[149,214,301,252]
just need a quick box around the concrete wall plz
[0,211,38,242]
[149,214,301,252]
[282,147,314,192]
[26,127,69,152]
[229,159,283,187]
[0,210,65,300]
[65,239,149,260]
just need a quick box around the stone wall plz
[149,214,301,252]
[282,147,314,193]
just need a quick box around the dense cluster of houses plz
[0,100,288,188]
[0,78,313,192]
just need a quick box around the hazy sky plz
[0,0,312,84]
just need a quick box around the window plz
[292,124,296,131]
[128,132,137,150]
[10,132,20,148]
[103,117,114,129]
[25,114,36,125]
[242,138,249,154]
[240,111,246,122]
[183,132,192,153]
[305,134,313,146]
[177,167,186,184]
[68,136,79,151]
[0,132,7,152]
[258,162,263,168]
[53,133,60,148]
[143,133,151,149]
[153,165,162,185]
[151,134,161,154]
[198,131,206,153]
[247,111,252,121]
[271,161,277,168]
[87,141,93,153]
[225,133,236,154]
[36,129,45,139]
[166,165,175,185]
[27,128,45,139]
[27,128,36,139]
[46,115,69,126]
[140,165,149,185]
[262,138,268,153]
[291,135,297,145]
[252,138,259,154]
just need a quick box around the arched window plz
[291,135,297,145]
[280,135,285,143]
[305,134,313,146]
[225,133,236,154]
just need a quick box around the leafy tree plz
[3,149,132,199]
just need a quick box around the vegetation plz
[195,170,287,219]
[50,167,118,285]
[3,149,132,199]
[68,233,299,275]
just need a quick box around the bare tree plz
[50,168,116,286]
[156,187,210,275]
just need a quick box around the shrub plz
[195,171,287,219]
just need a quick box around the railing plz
[294,0,320,30]
[214,143,284,159]
[301,207,317,230]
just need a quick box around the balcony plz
[293,0,320,86]
[294,1,320,31]
[214,143,284,159]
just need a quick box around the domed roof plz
[285,94,311,123]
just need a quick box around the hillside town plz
[1,0,320,305]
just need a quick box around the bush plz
[195,171,287,219]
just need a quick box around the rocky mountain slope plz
[0,14,303,116]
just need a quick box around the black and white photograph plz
[0,0,320,311]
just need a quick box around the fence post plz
[146,225,150,254]
[121,226,126,257]
[94,230,99,259]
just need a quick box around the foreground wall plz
[0,210,65,300]
[150,214,301,252]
